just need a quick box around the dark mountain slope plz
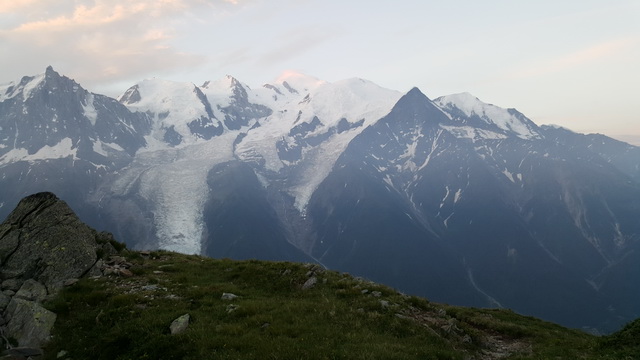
[202,161,313,263]
[306,87,638,332]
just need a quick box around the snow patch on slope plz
[92,140,125,156]
[83,93,98,126]
[441,125,507,141]
[0,138,77,165]
[435,93,539,139]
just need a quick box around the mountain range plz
[1,66,638,333]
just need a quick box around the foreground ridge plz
[38,251,640,359]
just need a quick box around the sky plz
[1,0,639,142]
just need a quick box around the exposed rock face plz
[5,298,57,348]
[14,279,47,302]
[0,192,119,350]
[0,192,101,293]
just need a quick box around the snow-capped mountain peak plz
[434,92,541,140]
[120,78,222,148]
[0,72,45,103]
[201,75,243,94]
[120,78,201,108]
[274,71,327,94]
[200,75,245,112]
[0,66,70,103]
[0,66,150,167]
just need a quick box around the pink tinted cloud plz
[0,0,242,90]
[509,36,638,79]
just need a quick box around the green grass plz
[598,318,640,359]
[42,250,635,359]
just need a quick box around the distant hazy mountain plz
[1,67,638,333]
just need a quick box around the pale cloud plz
[0,0,53,13]
[7,1,189,32]
[214,47,253,68]
[258,26,340,66]
[508,36,638,79]
[0,0,244,93]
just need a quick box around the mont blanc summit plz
[1,67,639,333]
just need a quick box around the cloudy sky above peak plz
[1,0,639,140]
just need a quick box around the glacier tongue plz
[140,159,207,254]
[111,133,237,254]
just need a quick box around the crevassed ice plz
[113,133,236,254]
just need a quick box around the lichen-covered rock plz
[170,313,190,335]
[15,279,48,302]
[0,192,128,352]
[4,298,57,347]
[0,192,100,293]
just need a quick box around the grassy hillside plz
[42,250,638,359]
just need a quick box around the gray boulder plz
[221,293,239,300]
[0,192,125,351]
[0,292,10,310]
[170,314,190,335]
[4,298,57,347]
[0,192,100,293]
[1,279,21,292]
[14,279,48,302]
[302,276,317,290]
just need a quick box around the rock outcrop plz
[0,192,121,353]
